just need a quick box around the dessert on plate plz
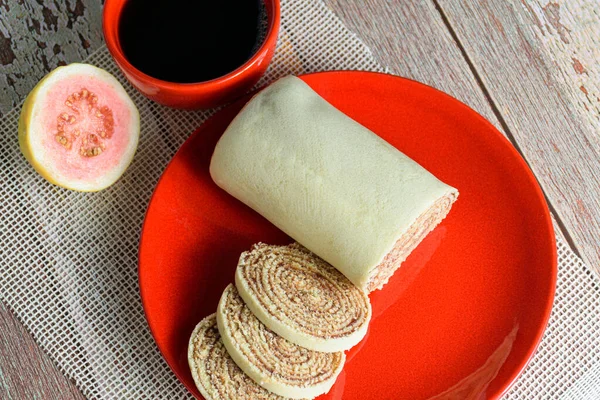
[188,314,287,400]
[235,243,371,352]
[189,75,458,399]
[210,76,458,292]
[217,284,345,399]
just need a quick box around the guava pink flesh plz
[39,74,133,182]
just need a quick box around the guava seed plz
[55,134,71,149]
[55,134,66,145]
[56,88,115,158]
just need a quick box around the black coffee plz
[118,0,266,83]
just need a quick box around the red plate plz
[139,72,556,399]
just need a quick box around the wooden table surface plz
[1,0,598,398]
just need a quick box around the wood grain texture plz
[0,0,103,117]
[0,0,587,398]
[325,0,503,131]
[0,301,85,400]
[0,2,103,397]
[323,0,571,245]
[437,0,600,274]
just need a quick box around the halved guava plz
[19,63,140,192]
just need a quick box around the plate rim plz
[138,70,557,399]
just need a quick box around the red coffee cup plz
[103,0,280,109]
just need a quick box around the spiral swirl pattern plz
[368,192,457,292]
[217,284,344,398]
[235,243,371,352]
[187,314,287,400]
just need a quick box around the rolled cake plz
[188,314,287,400]
[210,76,458,292]
[217,284,345,399]
[235,243,371,352]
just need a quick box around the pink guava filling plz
[39,74,133,182]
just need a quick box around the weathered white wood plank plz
[0,301,86,399]
[0,0,582,398]
[437,0,600,274]
[323,0,570,245]
[0,1,102,396]
[325,0,503,131]
[0,0,103,116]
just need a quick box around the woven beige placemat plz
[0,0,598,399]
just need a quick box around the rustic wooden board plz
[0,0,103,117]
[1,1,102,396]
[437,0,600,274]
[0,302,85,399]
[0,0,588,397]
[325,0,503,130]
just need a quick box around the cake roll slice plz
[210,76,458,292]
[217,284,345,399]
[235,243,371,352]
[188,314,288,400]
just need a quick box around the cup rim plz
[102,0,281,92]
